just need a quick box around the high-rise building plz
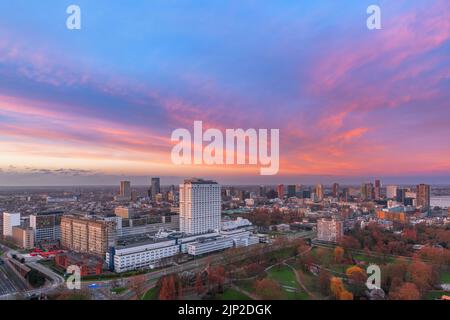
[332,183,340,198]
[315,184,324,201]
[259,185,266,197]
[179,178,221,235]
[386,185,398,199]
[396,188,406,204]
[374,179,381,200]
[277,184,285,199]
[287,185,296,198]
[416,184,431,210]
[120,181,131,198]
[30,211,63,244]
[317,218,343,242]
[150,177,161,200]
[61,216,116,256]
[0,212,4,239]
[2,212,21,237]
[361,183,374,201]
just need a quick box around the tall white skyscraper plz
[3,212,21,237]
[179,178,221,235]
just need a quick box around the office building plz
[2,212,21,237]
[179,178,221,235]
[416,184,431,210]
[317,218,343,242]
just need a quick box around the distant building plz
[361,183,374,201]
[0,212,3,239]
[374,179,381,200]
[376,210,408,223]
[396,188,406,204]
[150,177,161,200]
[287,185,296,198]
[416,184,431,210]
[2,212,21,237]
[386,185,398,199]
[179,178,221,235]
[332,183,340,198]
[115,181,131,201]
[277,184,285,199]
[114,206,136,219]
[315,184,324,201]
[317,218,343,242]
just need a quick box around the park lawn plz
[219,288,252,300]
[234,279,256,294]
[142,287,158,300]
[267,266,309,300]
[440,272,450,283]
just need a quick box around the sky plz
[0,0,449,186]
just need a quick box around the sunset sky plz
[0,0,449,186]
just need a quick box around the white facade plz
[3,212,21,237]
[107,239,179,273]
[179,179,221,235]
[187,237,234,256]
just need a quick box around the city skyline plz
[1,0,450,185]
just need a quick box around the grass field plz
[440,272,450,283]
[218,288,252,300]
[141,287,158,300]
[267,266,309,300]
[426,290,450,300]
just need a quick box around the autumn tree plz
[334,246,344,264]
[318,269,331,296]
[389,282,421,300]
[130,274,147,299]
[408,260,435,296]
[195,273,204,295]
[254,279,283,300]
[346,266,367,298]
[330,277,353,300]
[158,275,180,300]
